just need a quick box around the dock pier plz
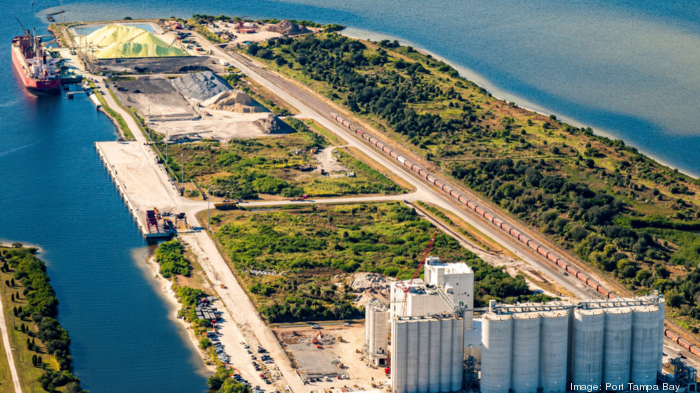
[95,141,175,239]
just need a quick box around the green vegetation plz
[167,124,403,200]
[188,18,226,44]
[152,240,241,373]
[209,202,550,323]
[88,81,134,140]
[243,32,700,334]
[207,366,249,393]
[155,239,192,278]
[0,246,86,393]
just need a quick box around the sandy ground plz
[149,111,278,141]
[144,254,217,372]
[275,325,387,390]
[314,148,350,174]
[180,233,281,392]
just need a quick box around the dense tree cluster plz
[245,31,700,333]
[0,248,86,392]
[207,366,250,393]
[155,239,192,278]
[249,35,474,149]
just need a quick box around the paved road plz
[194,35,602,300]
[0,295,22,393]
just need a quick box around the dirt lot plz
[274,325,387,390]
[148,110,282,141]
[116,77,199,120]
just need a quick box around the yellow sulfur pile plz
[85,25,188,58]
[96,42,187,59]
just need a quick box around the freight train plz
[329,111,690,348]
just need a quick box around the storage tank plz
[406,320,419,393]
[512,313,541,393]
[572,309,604,391]
[418,319,430,393]
[602,308,632,388]
[366,303,373,350]
[451,318,464,392]
[428,319,441,393]
[540,311,569,393]
[375,309,390,357]
[481,313,513,393]
[440,318,454,392]
[631,305,660,386]
[392,319,408,393]
[658,297,665,375]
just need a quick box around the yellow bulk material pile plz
[96,42,187,59]
[85,25,188,59]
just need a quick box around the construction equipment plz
[316,345,322,349]
[395,232,438,316]
[312,331,322,344]
[338,336,343,343]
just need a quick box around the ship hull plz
[11,45,61,93]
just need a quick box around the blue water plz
[1,5,208,393]
[73,23,155,35]
[4,0,700,390]
[36,0,700,177]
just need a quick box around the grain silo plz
[451,318,464,392]
[481,313,513,393]
[417,319,430,393]
[572,309,605,391]
[392,320,408,393]
[440,318,454,392]
[602,307,632,387]
[406,320,419,393]
[540,311,569,393]
[366,300,390,366]
[512,313,541,393]
[428,318,441,393]
[631,305,660,386]
[658,297,666,375]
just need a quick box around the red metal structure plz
[395,232,438,316]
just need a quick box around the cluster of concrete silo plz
[391,315,465,393]
[481,297,665,393]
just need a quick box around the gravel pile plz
[204,91,268,113]
[253,114,293,134]
[267,20,312,36]
[350,273,389,291]
[172,71,232,101]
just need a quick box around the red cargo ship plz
[11,23,61,93]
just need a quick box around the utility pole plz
[181,153,184,196]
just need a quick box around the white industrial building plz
[386,258,477,393]
[367,256,666,393]
[365,299,390,366]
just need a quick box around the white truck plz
[219,58,229,67]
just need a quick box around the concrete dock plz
[95,141,179,238]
